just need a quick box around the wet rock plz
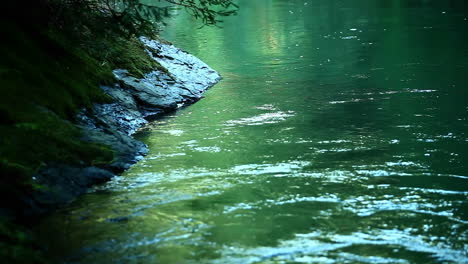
[79,125,148,172]
[81,38,221,138]
[77,38,221,168]
[33,37,220,214]
[27,166,114,215]
[140,37,221,95]
[111,37,221,113]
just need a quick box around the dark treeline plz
[4,0,238,75]
[4,0,237,36]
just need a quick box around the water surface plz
[39,1,468,263]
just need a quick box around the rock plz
[27,166,115,215]
[77,37,221,171]
[79,125,148,172]
[32,37,220,215]
[140,37,221,95]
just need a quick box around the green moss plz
[0,111,114,169]
[0,218,45,264]
[1,24,112,118]
[0,21,127,263]
[0,24,115,189]
[83,35,168,78]
[0,18,166,205]
[0,4,170,264]
[110,37,161,78]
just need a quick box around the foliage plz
[41,0,237,40]
[117,0,238,30]
[41,0,237,77]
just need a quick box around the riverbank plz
[0,1,236,262]
[30,37,221,215]
[0,24,219,264]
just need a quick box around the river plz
[38,1,468,263]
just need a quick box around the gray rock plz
[79,124,148,172]
[28,166,115,215]
[112,37,221,113]
[32,37,220,214]
[77,38,221,169]
[140,37,221,95]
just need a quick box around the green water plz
[39,1,468,263]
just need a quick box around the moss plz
[0,4,169,263]
[83,35,168,78]
[0,23,115,191]
[1,24,112,119]
[0,112,114,170]
[110,37,162,78]
[0,218,45,264]
[0,20,125,262]
[0,15,165,209]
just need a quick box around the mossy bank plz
[0,2,220,263]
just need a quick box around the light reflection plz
[37,0,468,263]
[225,111,295,126]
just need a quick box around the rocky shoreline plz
[28,38,220,215]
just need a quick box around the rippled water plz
[38,1,468,263]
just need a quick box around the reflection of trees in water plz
[163,0,467,142]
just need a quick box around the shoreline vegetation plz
[0,0,236,262]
